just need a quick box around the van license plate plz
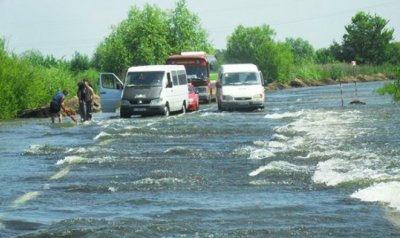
[133,108,146,112]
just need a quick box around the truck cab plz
[166,52,217,103]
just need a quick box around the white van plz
[216,64,265,111]
[99,65,189,117]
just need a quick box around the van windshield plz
[126,71,164,87]
[186,65,208,80]
[222,72,259,86]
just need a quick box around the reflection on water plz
[0,81,399,237]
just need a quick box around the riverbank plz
[19,95,101,118]
[266,73,390,91]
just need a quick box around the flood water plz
[1,81,400,237]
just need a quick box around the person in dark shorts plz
[49,89,70,123]
[83,79,94,121]
[77,82,86,121]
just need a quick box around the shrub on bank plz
[289,63,398,82]
[0,40,98,120]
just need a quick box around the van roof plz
[127,65,185,72]
[221,64,258,72]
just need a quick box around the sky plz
[0,0,399,59]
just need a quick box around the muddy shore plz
[265,73,390,91]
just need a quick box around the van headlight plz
[222,95,233,101]
[150,98,163,105]
[121,99,130,106]
[252,93,264,101]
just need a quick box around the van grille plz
[129,99,152,105]
[234,97,251,101]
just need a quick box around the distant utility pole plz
[352,61,357,97]
[340,79,344,107]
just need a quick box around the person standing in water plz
[77,82,86,121]
[83,79,94,121]
[49,89,71,123]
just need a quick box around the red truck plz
[166,52,216,103]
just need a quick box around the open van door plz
[99,73,124,112]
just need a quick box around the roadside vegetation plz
[0,0,399,119]
[0,40,98,119]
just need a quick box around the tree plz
[168,0,213,54]
[70,51,90,73]
[342,11,394,64]
[285,37,315,65]
[226,24,293,82]
[93,5,170,75]
[93,1,214,75]
[385,42,400,64]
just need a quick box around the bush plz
[0,39,100,120]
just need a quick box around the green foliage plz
[226,24,275,63]
[70,51,91,73]
[285,37,315,65]
[342,11,394,64]
[226,24,293,82]
[20,50,69,68]
[385,42,400,64]
[377,67,400,101]
[290,63,321,81]
[93,0,213,75]
[168,0,213,54]
[329,64,344,81]
[0,38,99,120]
[377,80,400,101]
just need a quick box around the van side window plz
[172,70,179,86]
[178,70,187,85]
[102,74,122,89]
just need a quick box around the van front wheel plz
[163,105,170,117]
[181,103,186,114]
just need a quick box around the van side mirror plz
[167,73,173,88]
[167,80,173,88]
[259,71,265,86]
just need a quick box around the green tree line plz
[1,1,400,120]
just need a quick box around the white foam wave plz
[12,191,41,208]
[271,133,290,141]
[249,161,309,177]
[25,144,46,154]
[133,177,184,185]
[264,110,305,119]
[56,156,115,165]
[253,136,304,154]
[164,146,187,154]
[94,131,111,140]
[249,179,291,186]
[94,131,133,140]
[312,158,396,186]
[248,148,275,160]
[351,182,400,211]
[49,167,70,180]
